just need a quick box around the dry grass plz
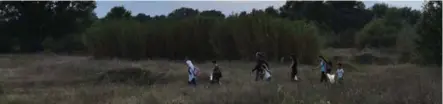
[0,54,441,104]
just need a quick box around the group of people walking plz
[316,56,344,83]
[185,52,345,87]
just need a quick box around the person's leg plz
[255,71,260,81]
[194,78,197,85]
[210,79,215,84]
[338,77,343,84]
[215,79,221,85]
[212,77,219,84]
[188,79,195,87]
[294,69,298,81]
[323,72,328,82]
[320,72,326,82]
[191,78,197,86]
[257,70,264,81]
[261,70,266,80]
[337,78,341,84]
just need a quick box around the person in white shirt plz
[185,57,197,87]
[336,63,344,84]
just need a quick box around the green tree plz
[104,6,132,20]
[395,24,417,63]
[355,19,398,49]
[370,3,389,19]
[83,20,146,60]
[0,1,96,52]
[168,7,199,19]
[416,1,442,66]
[264,6,279,17]
[134,13,151,22]
[200,10,225,18]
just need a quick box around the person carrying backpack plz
[185,57,198,87]
[315,56,328,83]
[251,52,270,81]
[210,60,223,85]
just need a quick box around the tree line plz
[0,1,441,65]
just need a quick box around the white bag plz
[209,73,213,81]
[293,75,299,81]
[326,73,335,83]
[264,70,271,80]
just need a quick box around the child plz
[210,60,223,85]
[336,63,344,84]
[252,52,270,81]
[185,58,197,87]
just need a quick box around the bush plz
[355,19,399,49]
[83,20,146,60]
[42,34,85,53]
[210,16,322,64]
[415,1,442,66]
[395,24,418,63]
[82,15,323,64]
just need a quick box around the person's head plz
[338,63,343,68]
[184,56,189,61]
[256,52,265,59]
[290,54,297,63]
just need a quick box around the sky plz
[94,1,424,18]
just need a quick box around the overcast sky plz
[94,1,424,18]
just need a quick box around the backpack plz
[194,67,200,76]
[188,67,200,76]
[326,61,332,73]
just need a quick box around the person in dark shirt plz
[290,54,298,81]
[326,61,333,74]
[211,60,222,84]
[251,52,270,81]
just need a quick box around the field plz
[0,54,441,104]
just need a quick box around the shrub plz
[395,24,418,63]
[42,34,85,53]
[83,20,146,60]
[355,19,398,49]
[82,15,323,64]
[415,1,442,66]
[210,15,322,64]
